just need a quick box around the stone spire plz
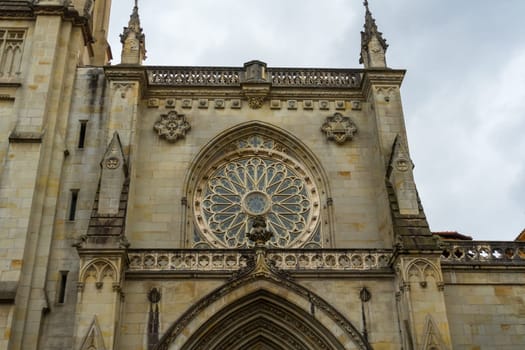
[120,0,146,65]
[359,0,388,68]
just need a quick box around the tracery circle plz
[196,156,320,248]
[242,191,271,216]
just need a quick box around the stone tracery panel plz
[191,130,327,249]
[79,258,120,290]
[0,29,25,78]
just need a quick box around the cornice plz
[0,3,94,44]
[104,65,147,83]
[361,68,406,98]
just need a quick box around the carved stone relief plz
[128,250,392,272]
[303,100,314,110]
[79,316,107,350]
[0,29,25,78]
[113,82,134,98]
[351,101,362,110]
[319,100,330,110]
[421,315,449,350]
[214,99,225,109]
[198,99,208,109]
[181,99,192,108]
[248,96,265,109]
[104,157,120,169]
[375,86,397,102]
[148,98,159,108]
[153,110,191,143]
[230,99,241,109]
[399,258,444,291]
[321,113,358,144]
[335,100,346,110]
[165,99,175,108]
[79,258,119,291]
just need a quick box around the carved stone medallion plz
[153,110,191,143]
[248,96,265,109]
[105,157,120,169]
[321,112,357,144]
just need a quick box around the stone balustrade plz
[269,68,361,88]
[147,67,241,86]
[440,241,525,265]
[127,241,525,273]
[147,67,362,88]
[128,249,392,272]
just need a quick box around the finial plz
[359,0,388,68]
[119,0,147,64]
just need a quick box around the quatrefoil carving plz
[154,110,191,143]
[321,112,357,144]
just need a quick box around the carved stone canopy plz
[321,112,358,144]
[153,110,191,143]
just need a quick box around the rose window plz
[195,155,320,248]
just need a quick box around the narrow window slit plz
[78,121,87,148]
[69,189,79,221]
[58,271,68,304]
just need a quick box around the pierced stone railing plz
[127,249,392,272]
[268,250,391,270]
[146,67,362,88]
[268,68,361,88]
[148,67,241,86]
[128,249,249,272]
[440,241,525,265]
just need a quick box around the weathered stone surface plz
[0,2,523,350]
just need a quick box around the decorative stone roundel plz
[194,135,321,248]
[154,110,191,142]
[105,157,120,169]
[321,112,357,144]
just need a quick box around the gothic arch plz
[154,260,371,350]
[404,258,443,288]
[183,120,334,248]
[79,258,119,285]
[181,290,343,350]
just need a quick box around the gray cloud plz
[108,0,525,240]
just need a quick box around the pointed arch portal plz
[181,290,343,350]
[154,256,372,350]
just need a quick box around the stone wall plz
[444,270,525,349]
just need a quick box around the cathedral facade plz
[0,1,524,349]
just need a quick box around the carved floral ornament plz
[105,157,120,169]
[321,112,358,144]
[153,110,191,143]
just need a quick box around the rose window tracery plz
[194,135,321,248]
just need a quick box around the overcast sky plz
[107,0,525,241]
